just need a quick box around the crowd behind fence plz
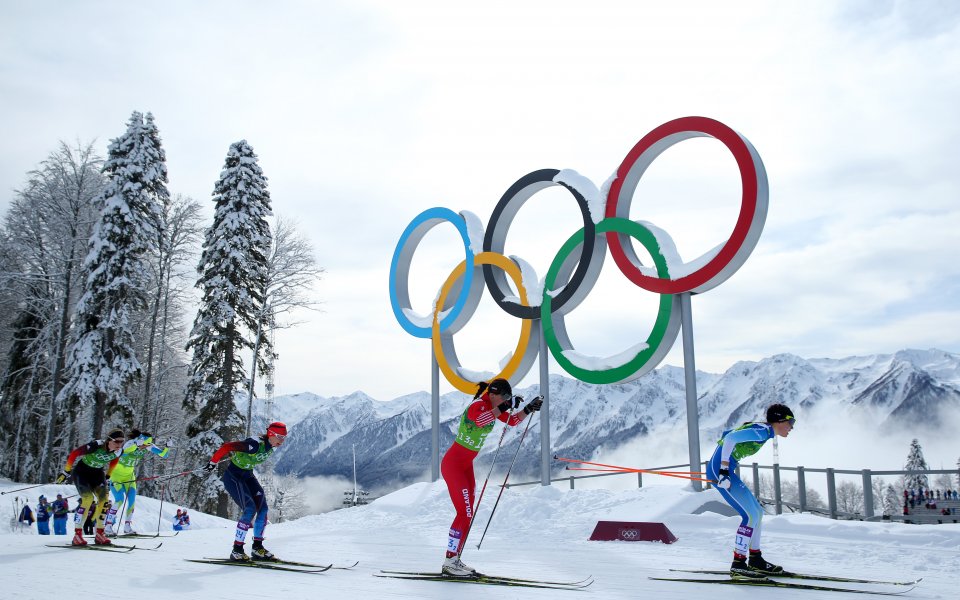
[508,464,960,524]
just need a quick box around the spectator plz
[173,508,192,531]
[18,500,35,528]
[35,496,52,535]
[903,504,909,515]
[51,494,69,535]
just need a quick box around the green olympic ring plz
[542,218,682,384]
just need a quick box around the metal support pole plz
[752,463,760,498]
[538,320,551,486]
[862,469,874,518]
[827,468,838,519]
[679,292,702,492]
[638,472,643,488]
[797,466,807,512]
[431,345,440,482]
[773,463,782,515]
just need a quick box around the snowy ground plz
[2,477,957,599]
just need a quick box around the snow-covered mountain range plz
[258,349,960,490]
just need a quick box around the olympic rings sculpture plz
[389,116,768,392]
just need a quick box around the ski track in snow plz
[2,479,957,599]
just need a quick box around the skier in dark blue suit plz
[203,422,287,562]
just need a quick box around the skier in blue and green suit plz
[706,403,796,578]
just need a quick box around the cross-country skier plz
[55,428,126,545]
[104,428,171,535]
[202,421,287,562]
[440,378,542,576]
[706,403,796,578]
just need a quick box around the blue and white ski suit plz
[706,422,774,556]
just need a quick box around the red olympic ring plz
[605,116,768,295]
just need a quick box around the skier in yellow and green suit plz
[104,429,171,535]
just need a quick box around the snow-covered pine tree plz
[902,438,930,490]
[182,140,272,517]
[58,112,167,439]
[882,483,900,516]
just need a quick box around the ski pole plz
[554,455,706,477]
[155,480,166,536]
[1,482,48,495]
[457,408,514,555]
[562,466,715,483]
[110,468,197,486]
[475,413,535,550]
[108,480,129,535]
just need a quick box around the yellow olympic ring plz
[432,252,533,393]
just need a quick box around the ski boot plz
[251,541,278,562]
[230,544,250,562]
[123,522,136,535]
[94,528,112,545]
[748,550,783,575]
[103,524,117,537]
[442,555,478,577]
[71,528,87,546]
[730,554,765,579]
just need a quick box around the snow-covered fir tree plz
[58,112,167,438]
[882,483,901,516]
[182,140,272,516]
[902,438,930,490]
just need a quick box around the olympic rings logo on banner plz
[389,117,768,393]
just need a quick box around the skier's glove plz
[202,461,217,474]
[55,469,70,484]
[716,468,732,490]
[523,396,544,414]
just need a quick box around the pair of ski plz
[654,568,922,596]
[85,531,180,540]
[375,570,593,591]
[186,557,360,574]
[46,541,163,553]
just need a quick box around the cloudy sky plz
[2,0,959,401]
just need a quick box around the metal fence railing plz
[507,464,960,523]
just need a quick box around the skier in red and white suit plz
[440,377,542,576]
